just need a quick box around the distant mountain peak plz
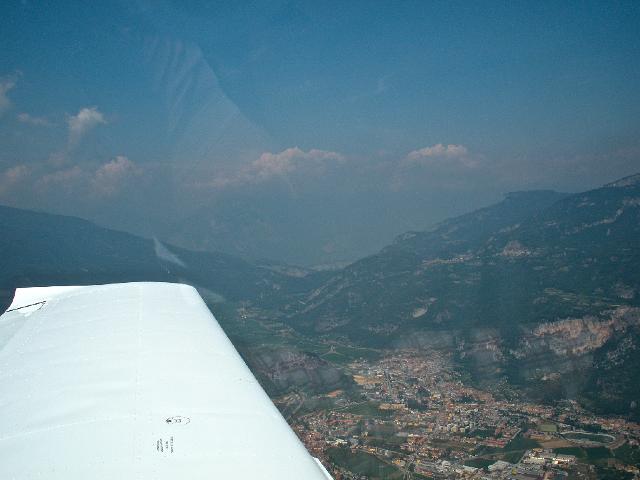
[605,173,640,188]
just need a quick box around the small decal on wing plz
[155,436,175,454]
[165,416,190,425]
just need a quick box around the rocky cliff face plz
[240,346,350,395]
[524,307,639,357]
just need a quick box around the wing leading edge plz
[0,282,332,479]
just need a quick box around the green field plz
[464,458,494,469]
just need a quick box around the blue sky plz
[1,0,639,264]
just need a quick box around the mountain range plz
[275,174,640,417]
[1,173,639,418]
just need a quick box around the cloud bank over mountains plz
[210,147,345,187]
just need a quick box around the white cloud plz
[0,165,29,195]
[405,143,478,169]
[17,112,51,126]
[407,143,469,161]
[91,155,141,196]
[0,72,20,116]
[67,107,106,145]
[34,156,141,197]
[35,166,85,194]
[212,147,345,187]
[389,143,483,190]
[250,147,344,181]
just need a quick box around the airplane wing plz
[0,282,333,479]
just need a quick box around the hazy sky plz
[1,1,639,264]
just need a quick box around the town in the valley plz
[275,351,640,480]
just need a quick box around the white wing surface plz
[0,282,332,479]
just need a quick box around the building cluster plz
[277,351,640,479]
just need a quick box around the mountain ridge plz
[0,203,349,396]
[2,173,639,417]
[270,174,640,417]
